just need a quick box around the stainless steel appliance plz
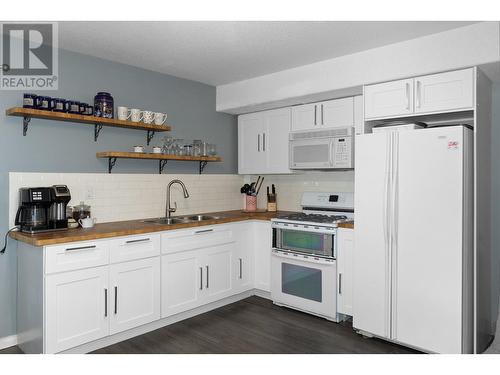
[289,127,354,170]
[15,185,71,233]
[271,192,354,321]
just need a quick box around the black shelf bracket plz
[159,160,168,174]
[108,157,117,173]
[23,116,31,136]
[199,161,208,174]
[94,123,103,141]
[147,130,155,145]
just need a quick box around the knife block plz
[267,193,277,212]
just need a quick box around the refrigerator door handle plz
[390,131,399,340]
[382,132,393,339]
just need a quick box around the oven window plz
[281,230,329,255]
[282,262,322,302]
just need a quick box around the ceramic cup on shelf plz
[152,146,162,154]
[117,106,131,121]
[129,108,143,122]
[154,112,168,125]
[133,145,145,153]
[79,217,96,229]
[143,110,155,124]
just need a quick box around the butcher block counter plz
[10,210,294,247]
[338,221,354,229]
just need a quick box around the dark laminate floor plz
[0,296,419,354]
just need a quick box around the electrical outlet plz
[85,187,95,200]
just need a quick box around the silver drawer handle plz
[104,288,108,317]
[125,238,150,244]
[65,245,96,252]
[195,229,213,234]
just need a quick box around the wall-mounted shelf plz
[96,151,222,174]
[6,107,172,145]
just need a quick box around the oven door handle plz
[271,250,336,265]
[271,225,336,236]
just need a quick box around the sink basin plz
[142,217,191,225]
[183,215,221,221]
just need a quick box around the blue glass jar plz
[23,93,37,108]
[38,96,52,111]
[85,104,94,116]
[68,100,80,114]
[94,92,114,118]
[52,98,66,112]
[79,102,88,115]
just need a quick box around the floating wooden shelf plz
[6,107,172,144]
[96,151,222,174]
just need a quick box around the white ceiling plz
[59,21,477,86]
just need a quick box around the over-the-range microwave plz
[289,127,354,170]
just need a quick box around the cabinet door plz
[414,68,474,114]
[291,103,318,131]
[337,228,354,316]
[233,223,254,293]
[253,221,272,292]
[109,257,160,335]
[45,267,109,353]
[264,107,292,174]
[161,250,204,318]
[364,79,414,119]
[204,243,235,303]
[319,97,354,128]
[238,113,267,174]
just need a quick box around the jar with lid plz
[72,201,91,221]
[94,92,114,118]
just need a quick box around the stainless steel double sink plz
[142,214,223,225]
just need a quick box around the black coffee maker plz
[15,185,71,233]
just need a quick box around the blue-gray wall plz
[0,49,237,339]
[491,83,500,330]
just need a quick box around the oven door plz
[289,138,333,169]
[273,225,335,258]
[271,250,337,320]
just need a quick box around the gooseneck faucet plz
[166,179,190,219]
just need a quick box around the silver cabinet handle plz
[314,105,317,125]
[257,134,260,152]
[114,286,118,315]
[416,80,422,108]
[195,229,213,234]
[262,133,266,152]
[199,267,203,290]
[206,265,209,288]
[125,238,150,244]
[65,245,96,252]
[104,288,108,317]
[339,273,342,294]
[405,82,411,110]
[321,104,324,125]
[239,258,242,279]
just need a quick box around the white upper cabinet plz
[414,69,474,114]
[364,79,414,119]
[238,107,291,174]
[364,68,474,120]
[291,97,355,131]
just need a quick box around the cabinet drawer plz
[45,241,109,274]
[109,234,160,264]
[161,226,234,255]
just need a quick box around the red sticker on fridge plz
[448,141,459,149]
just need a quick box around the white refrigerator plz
[353,126,473,354]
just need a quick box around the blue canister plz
[79,102,88,115]
[38,96,52,111]
[94,92,114,118]
[52,98,66,112]
[67,100,80,114]
[23,93,37,108]
[85,104,94,116]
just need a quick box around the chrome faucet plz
[166,179,190,219]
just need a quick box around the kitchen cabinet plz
[109,257,160,335]
[364,68,474,120]
[291,97,355,131]
[414,69,474,114]
[204,244,234,302]
[238,108,291,174]
[253,221,272,292]
[336,228,353,317]
[233,224,254,293]
[45,266,109,353]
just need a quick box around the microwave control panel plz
[332,137,353,168]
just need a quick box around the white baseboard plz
[0,334,18,350]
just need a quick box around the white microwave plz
[289,127,354,170]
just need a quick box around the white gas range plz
[270,192,354,322]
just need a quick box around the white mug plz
[79,217,96,229]
[152,146,162,154]
[154,112,168,125]
[117,106,131,121]
[130,108,143,122]
[133,145,145,153]
[143,110,155,124]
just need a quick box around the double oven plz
[271,221,338,321]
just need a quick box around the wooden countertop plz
[10,210,293,247]
[338,221,354,229]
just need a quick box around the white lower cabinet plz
[45,266,109,353]
[109,257,160,335]
[253,221,272,292]
[233,224,254,293]
[336,228,353,316]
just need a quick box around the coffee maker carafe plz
[48,185,71,230]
